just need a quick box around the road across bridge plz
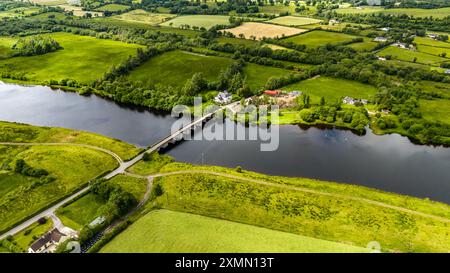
[0,102,237,240]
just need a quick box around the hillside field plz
[100,210,370,253]
[0,33,143,83]
[378,46,447,66]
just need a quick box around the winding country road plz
[0,103,234,240]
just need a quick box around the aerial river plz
[1,83,449,203]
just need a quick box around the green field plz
[147,163,450,252]
[419,99,450,125]
[128,153,173,175]
[243,63,298,92]
[109,174,147,201]
[0,121,142,160]
[0,7,41,19]
[0,145,117,232]
[0,32,143,83]
[160,15,230,29]
[283,30,359,48]
[29,11,68,20]
[57,193,105,230]
[127,50,234,88]
[336,6,450,19]
[283,76,378,103]
[101,209,370,253]
[12,218,53,251]
[267,16,321,26]
[258,4,297,15]
[96,4,130,12]
[0,121,141,232]
[347,37,379,52]
[0,37,16,59]
[378,46,447,66]
[215,37,260,46]
[113,9,174,25]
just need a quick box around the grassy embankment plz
[0,122,141,232]
[133,162,450,253]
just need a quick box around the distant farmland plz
[268,16,322,26]
[283,30,358,48]
[160,15,230,29]
[222,22,307,40]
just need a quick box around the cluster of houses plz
[343,96,368,105]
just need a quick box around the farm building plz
[214,91,232,104]
[343,96,368,105]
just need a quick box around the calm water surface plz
[0,83,449,203]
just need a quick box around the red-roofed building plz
[263,90,281,96]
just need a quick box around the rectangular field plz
[267,16,322,26]
[112,9,175,25]
[222,22,307,40]
[96,4,130,12]
[243,63,298,91]
[283,76,378,103]
[336,6,450,19]
[100,210,369,253]
[127,50,234,88]
[282,30,359,48]
[377,46,447,66]
[160,15,230,29]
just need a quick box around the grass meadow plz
[112,9,175,25]
[336,6,450,19]
[283,76,378,104]
[160,15,230,29]
[96,4,130,12]
[0,32,143,83]
[378,46,447,66]
[148,163,450,252]
[127,50,234,88]
[57,193,105,230]
[267,16,322,26]
[419,99,450,125]
[283,30,359,48]
[100,209,370,253]
[243,63,298,92]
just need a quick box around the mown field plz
[0,122,141,232]
[223,22,306,40]
[378,46,447,66]
[267,16,322,26]
[283,30,359,48]
[127,50,234,88]
[414,37,450,58]
[283,76,378,104]
[145,162,450,252]
[160,15,230,29]
[101,209,370,253]
[336,6,450,19]
[112,9,175,25]
[0,32,142,83]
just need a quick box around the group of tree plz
[11,36,62,56]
